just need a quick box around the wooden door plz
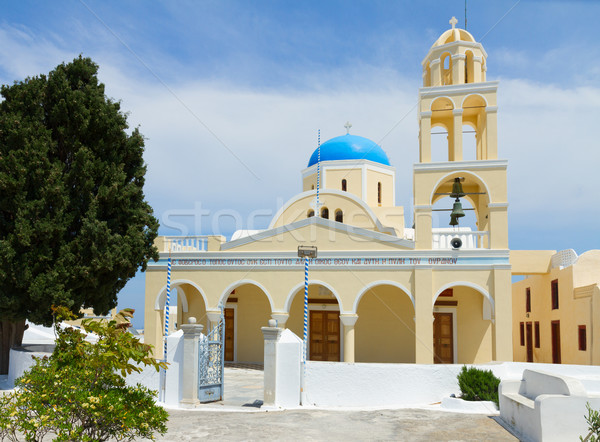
[526,322,533,362]
[433,313,454,364]
[224,308,234,361]
[551,320,561,364]
[309,310,340,361]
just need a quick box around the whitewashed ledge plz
[441,396,499,414]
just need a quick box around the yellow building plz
[512,250,600,365]
[144,18,514,365]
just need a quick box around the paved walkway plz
[152,408,516,441]
[193,364,264,409]
[147,367,517,441]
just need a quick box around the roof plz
[431,28,476,48]
[307,134,391,167]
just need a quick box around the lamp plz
[298,245,318,258]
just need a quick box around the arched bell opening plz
[462,94,488,160]
[430,173,491,249]
[440,52,453,85]
[431,122,450,162]
[430,97,456,161]
[424,61,431,87]
[465,51,475,84]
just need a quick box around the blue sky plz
[1,1,599,328]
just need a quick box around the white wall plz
[8,327,186,409]
[304,361,600,408]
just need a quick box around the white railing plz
[432,228,489,249]
[163,236,208,252]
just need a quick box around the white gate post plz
[262,320,282,408]
[262,320,302,409]
[179,317,203,408]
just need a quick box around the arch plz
[284,280,344,313]
[377,182,382,204]
[460,93,488,109]
[218,280,275,311]
[307,209,315,218]
[353,281,414,313]
[341,179,347,191]
[431,96,456,112]
[465,50,474,84]
[433,281,495,315]
[429,170,493,205]
[154,279,208,311]
[335,209,343,223]
[440,52,453,85]
[321,207,329,219]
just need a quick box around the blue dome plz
[307,134,390,167]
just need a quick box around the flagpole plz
[316,129,321,213]
[161,250,172,402]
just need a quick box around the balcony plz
[157,235,225,253]
[432,228,488,249]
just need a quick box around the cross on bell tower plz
[449,16,458,29]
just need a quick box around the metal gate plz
[198,308,225,402]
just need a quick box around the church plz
[144,18,597,366]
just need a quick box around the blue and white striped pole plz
[303,256,309,361]
[302,255,309,403]
[163,255,172,361]
[316,130,321,213]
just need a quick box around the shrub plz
[581,402,600,442]
[457,365,501,406]
[0,306,168,441]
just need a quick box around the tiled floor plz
[196,365,264,408]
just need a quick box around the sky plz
[1,1,598,328]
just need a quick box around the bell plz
[450,177,465,199]
[450,198,465,218]
[449,214,459,226]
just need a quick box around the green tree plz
[0,306,169,441]
[0,56,159,374]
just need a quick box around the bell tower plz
[413,17,508,250]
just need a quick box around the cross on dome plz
[344,121,352,134]
[449,16,458,29]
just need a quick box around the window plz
[525,288,531,313]
[551,279,559,310]
[321,207,329,219]
[520,322,525,346]
[341,179,347,191]
[311,185,314,190]
[307,209,314,218]
[579,326,587,351]
[377,182,382,205]
[335,209,343,223]
[534,322,540,348]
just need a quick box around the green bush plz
[0,306,168,441]
[457,365,501,406]
[581,402,600,442]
